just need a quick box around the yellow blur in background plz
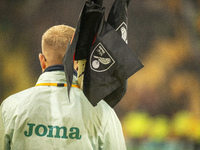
[0,0,200,149]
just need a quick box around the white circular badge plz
[92,60,100,69]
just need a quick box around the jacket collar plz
[44,65,64,73]
[36,70,77,86]
[44,65,77,77]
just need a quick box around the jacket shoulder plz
[90,100,116,130]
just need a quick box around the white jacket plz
[0,71,126,150]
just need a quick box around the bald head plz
[41,25,75,66]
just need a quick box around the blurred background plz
[0,0,200,149]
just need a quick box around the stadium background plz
[1,0,200,149]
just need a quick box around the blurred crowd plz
[1,0,200,149]
[122,111,200,150]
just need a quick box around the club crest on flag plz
[90,43,115,72]
[116,22,127,43]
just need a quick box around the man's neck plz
[43,65,64,73]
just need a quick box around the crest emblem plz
[116,22,128,44]
[90,43,115,72]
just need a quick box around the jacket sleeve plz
[0,105,10,150]
[101,109,127,150]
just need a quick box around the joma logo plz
[24,123,82,140]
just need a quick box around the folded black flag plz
[107,0,130,43]
[75,1,104,60]
[103,0,130,107]
[83,19,143,106]
[64,0,143,106]
[88,0,103,6]
[63,1,104,97]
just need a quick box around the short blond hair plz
[42,25,75,64]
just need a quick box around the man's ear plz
[39,53,46,71]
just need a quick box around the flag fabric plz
[104,0,130,107]
[83,20,143,106]
[107,0,130,43]
[63,0,143,107]
[63,1,104,98]
[88,0,103,6]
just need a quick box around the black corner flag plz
[63,0,143,107]
[63,1,104,99]
[103,0,130,107]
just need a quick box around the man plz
[0,25,126,150]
